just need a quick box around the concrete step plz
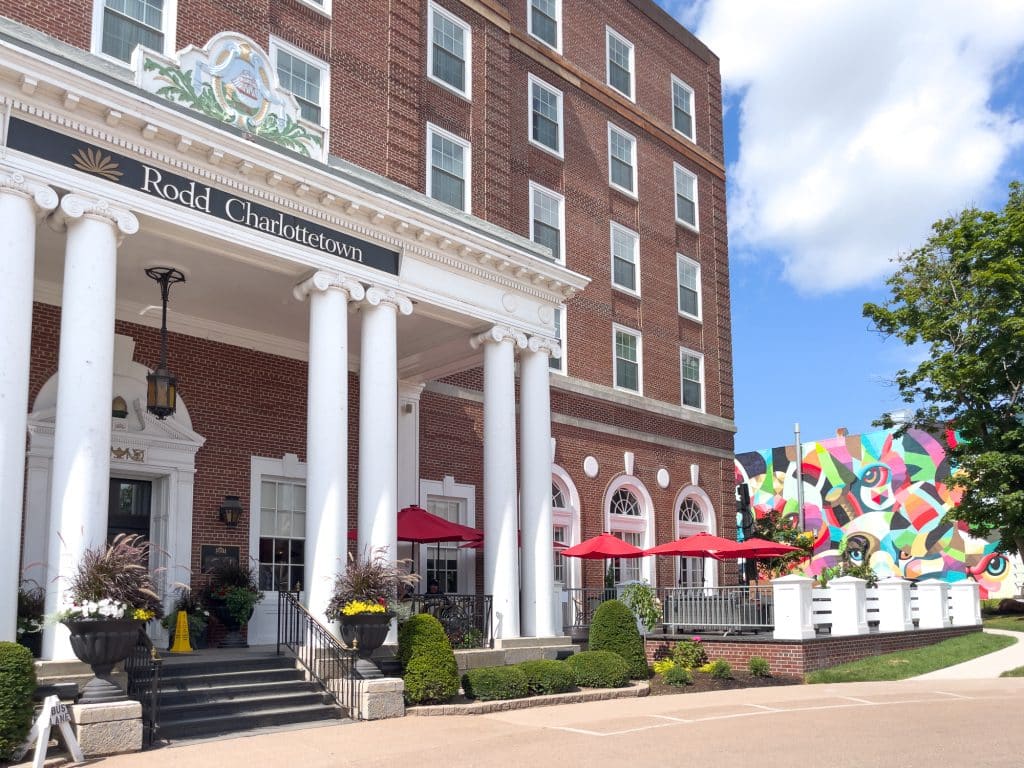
[160,655,295,679]
[159,667,305,691]
[158,679,321,707]
[158,703,344,741]
[160,689,331,720]
[494,636,574,649]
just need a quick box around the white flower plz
[86,601,99,616]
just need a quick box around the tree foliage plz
[863,181,1024,554]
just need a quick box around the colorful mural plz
[735,428,1022,598]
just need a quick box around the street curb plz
[406,681,650,716]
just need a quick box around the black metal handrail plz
[277,590,358,718]
[125,629,162,748]
[408,593,493,648]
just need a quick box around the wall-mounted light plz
[145,266,185,420]
[218,495,243,527]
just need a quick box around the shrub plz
[403,647,460,704]
[565,650,630,688]
[672,638,708,669]
[619,582,662,632]
[462,666,529,701]
[0,642,36,761]
[589,600,648,679]
[663,665,693,687]
[651,658,676,676]
[981,598,1002,614]
[707,659,733,679]
[517,660,575,695]
[748,656,771,677]
[397,613,451,669]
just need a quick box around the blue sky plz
[658,1,1024,452]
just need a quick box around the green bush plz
[403,647,460,704]
[0,642,36,761]
[981,598,1002,614]
[673,638,708,669]
[517,660,575,696]
[462,666,529,701]
[589,600,649,679]
[565,650,630,688]
[707,659,733,679]
[663,664,693,687]
[397,613,451,669]
[748,656,771,677]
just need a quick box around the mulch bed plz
[647,671,799,696]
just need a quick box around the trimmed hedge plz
[589,600,649,679]
[517,659,575,696]
[462,666,529,701]
[399,614,459,705]
[397,613,452,669]
[565,650,630,688]
[664,665,693,687]
[0,642,36,761]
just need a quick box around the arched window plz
[672,485,716,589]
[610,488,641,517]
[678,497,704,524]
[604,476,654,585]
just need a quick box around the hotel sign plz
[5,118,401,275]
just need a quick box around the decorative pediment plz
[134,32,325,160]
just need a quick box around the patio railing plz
[658,585,774,633]
[409,594,493,648]
[124,628,162,748]
[561,588,618,634]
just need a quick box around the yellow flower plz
[341,600,387,616]
[133,608,155,621]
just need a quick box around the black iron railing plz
[408,594,493,648]
[561,588,619,634]
[277,590,358,718]
[125,629,162,748]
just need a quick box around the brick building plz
[0,0,734,660]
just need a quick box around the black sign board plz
[5,117,401,275]
[200,544,240,574]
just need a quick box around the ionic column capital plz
[471,325,528,351]
[363,285,413,315]
[0,169,58,216]
[526,335,561,358]
[49,194,139,244]
[293,271,365,302]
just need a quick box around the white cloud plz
[691,0,1024,294]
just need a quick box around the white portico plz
[0,26,589,658]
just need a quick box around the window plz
[427,1,471,98]
[674,163,699,230]
[427,124,471,212]
[553,525,567,583]
[614,326,642,393]
[678,497,705,524]
[610,488,641,516]
[94,0,175,63]
[426,496,462,593]
[681,348,704,410]
[614,531,642,583]
[271,39,329,126]
[529,75,564,157]
[529,182,564,262]
[258,480,306,591]
[549,307,566,373]
[677,254,701,320]
[605,27,634,100]
[608,124,637,196]
[528,0,560,51]
[610,222,639,294]
[672,76,695,141]
[677,557,704,588]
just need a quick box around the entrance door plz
[108,478,152,541]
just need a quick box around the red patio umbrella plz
[723,538,800,559]
[346,505,482,544]
[560,532,646,559]
[644,532,743,558]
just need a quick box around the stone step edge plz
[407,680,649,716]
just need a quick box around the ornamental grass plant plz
[325,548,418,621]
[62,533,163,621]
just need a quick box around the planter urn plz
[64,617,143,704]
[339,613,392,678]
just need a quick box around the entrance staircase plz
[157,650,347,742]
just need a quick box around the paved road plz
[98,678,1024,768]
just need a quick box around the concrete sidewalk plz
[911,628,1024,680]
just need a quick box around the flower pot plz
[339,613,393,679]
[64,617,142,704]
[210,601,254,648]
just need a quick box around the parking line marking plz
[651,715,692,723]
[841,696,876,705]
[933,690,972,699]
[746,703,781,711]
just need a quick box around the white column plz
[295,272,364,630]
[916,581,951,630]
[0,170,57,642]
[771,574,815,640]
[520,335,559,638]
[877,577,914,633]
[357,287,412,564]
[43,195,138,660]
[472,325,526,640]
[949,581,982,627]
[828,576,868,636]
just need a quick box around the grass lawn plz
[805,632,1017,683]
[983,615,1024,632]
[1001,666,1024,677]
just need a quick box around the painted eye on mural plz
[860,465,890,487]
[986,555,1008,577]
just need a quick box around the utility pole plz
[794,422,805,532]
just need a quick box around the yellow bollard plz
[169,610,193,653]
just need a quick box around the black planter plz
[17,631,42,659]
[339,613,393,679]
[210,601,254,648]
[64,617,142,704]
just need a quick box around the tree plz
[863,181,1024,555]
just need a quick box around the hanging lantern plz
[144,267,185,420]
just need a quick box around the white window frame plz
[612,323,643,395]
[671,75,696,142]
[605,25,635,102]
[269,37,331,131]
[603,474,654,585]
[680,347,705,412]
[295,0,331,17]
[527,73,565,159]
[607,123,638,199]
[420,475,477,594]
[610,221,640,297]
[674,163,699,232]
[527,0,562,53]
[529,181,565,264]
[549,306,567,375]
[676,253,702,321]
[672,484,717,588]
[90,0,178,66]
[426,123,472,213]
[427,0,472,100]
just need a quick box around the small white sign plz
[14,695,84,768]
